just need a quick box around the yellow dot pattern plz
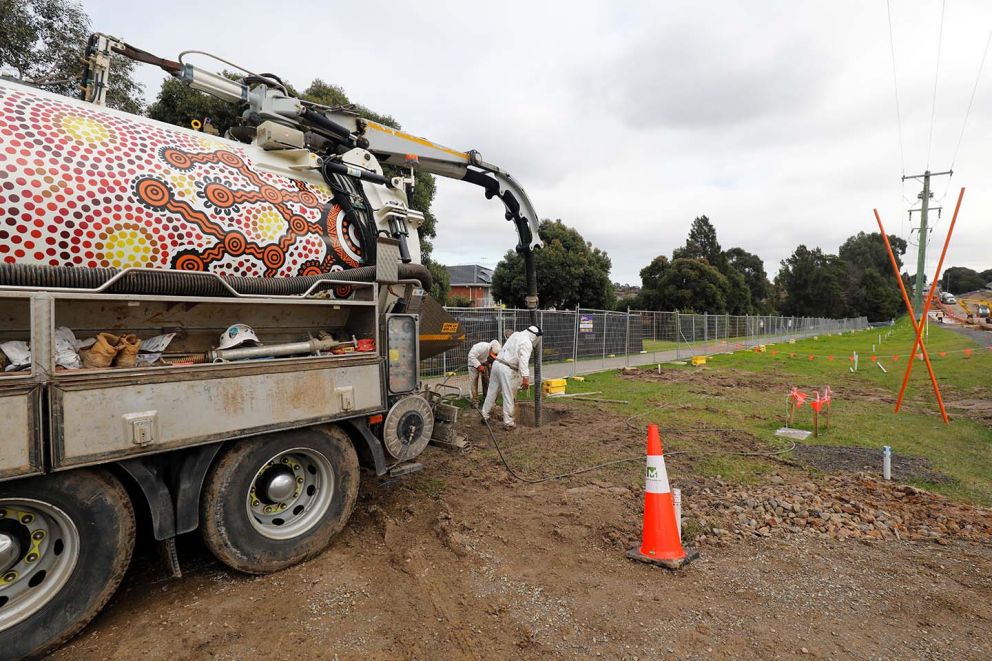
[60,115,112,144]
[100,227,155,268]
[196,136,230,151]
[168,172,197,200]
[252,208,286,243]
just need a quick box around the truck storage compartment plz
[49,286,377,371]
[0,296,43,479]
[51,360,382,467]
[43,287,384,468]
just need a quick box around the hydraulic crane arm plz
[361,121,541,252]
[80,34,542,255]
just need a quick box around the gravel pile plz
[681,473,992,546]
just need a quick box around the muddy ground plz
[51,392,992,660]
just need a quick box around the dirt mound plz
[949,398,992,427]
[676,474,992,546]
[619,365,795,390]
[792,444,951,484]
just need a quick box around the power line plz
[926,0,947,168]
[949,27,992,169]
[886,0,907,177]
[935,25,992,226]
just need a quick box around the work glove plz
[81,333,122,369]
[521,377,530,389]
[113,334,142,368]
[477,365,487,373]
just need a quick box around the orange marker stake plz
[894,188,963,414]
[874,206,952,423]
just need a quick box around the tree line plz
[492,214,987,322]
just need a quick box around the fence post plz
[674,311,679,361]
[601,311,608,369]
[625,307,631,367]
[573,305,580,376]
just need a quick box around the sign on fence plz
[579,314,594,333]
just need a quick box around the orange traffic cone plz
[627,424,699,570]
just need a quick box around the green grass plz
[557,320,992,505]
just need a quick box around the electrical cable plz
[474,403,796,485]
[886,0,907,178]
[926,0,947,168]
[950,27,992,169]
[935,27,992,211]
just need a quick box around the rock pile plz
[679,473,992,546]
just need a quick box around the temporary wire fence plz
[421,307,870,379]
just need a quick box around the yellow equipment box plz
[543,378,567,394]
[691,355,707,366]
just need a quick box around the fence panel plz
[418,306,869,378]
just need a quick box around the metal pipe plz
[208,336,353,362]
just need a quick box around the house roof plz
[446,264,493,286]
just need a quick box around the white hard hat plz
[526,325,543,336]
[219,323,261,350]
[489,340,501,356]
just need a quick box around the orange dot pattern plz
[0,86,367,279]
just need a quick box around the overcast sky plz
[87,0,991,284]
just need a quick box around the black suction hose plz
[0,263,431,297]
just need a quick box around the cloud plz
[587,11,836,131]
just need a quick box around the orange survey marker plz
[787,386,831,435]
[627,424,699,570]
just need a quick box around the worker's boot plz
[113,334,142,368]
[81,333,122,368]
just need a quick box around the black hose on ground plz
[474,401,796,484]
[0,262,432,297]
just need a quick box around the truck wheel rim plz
[0,499,80,632]
[246,448,335,540]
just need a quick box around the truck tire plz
[200,427,359,574]
[0,469,135,660]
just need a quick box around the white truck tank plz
[0,78,412,277]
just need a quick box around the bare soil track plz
[51,404,992,660]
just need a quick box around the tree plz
[147,75,242,134]
[491,219,615,309]
[651,258,730,313]
[673,215,724,267]
[0,0,144,112]
[980,268,992,284]
[672,215,760,313]
[776,245,849,318]
[943,267,987,295]
[838,232,906,321]
[425,260,450,305]
[726,247,773,313]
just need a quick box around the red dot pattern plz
[0,85,365,277]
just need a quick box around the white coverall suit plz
[481,329,538,427]
[467,340,499,401]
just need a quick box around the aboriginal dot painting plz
[0,85,366,277]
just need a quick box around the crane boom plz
[81,34,542,257]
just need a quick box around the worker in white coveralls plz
[467,339,501,403]
[481,325,542,430]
